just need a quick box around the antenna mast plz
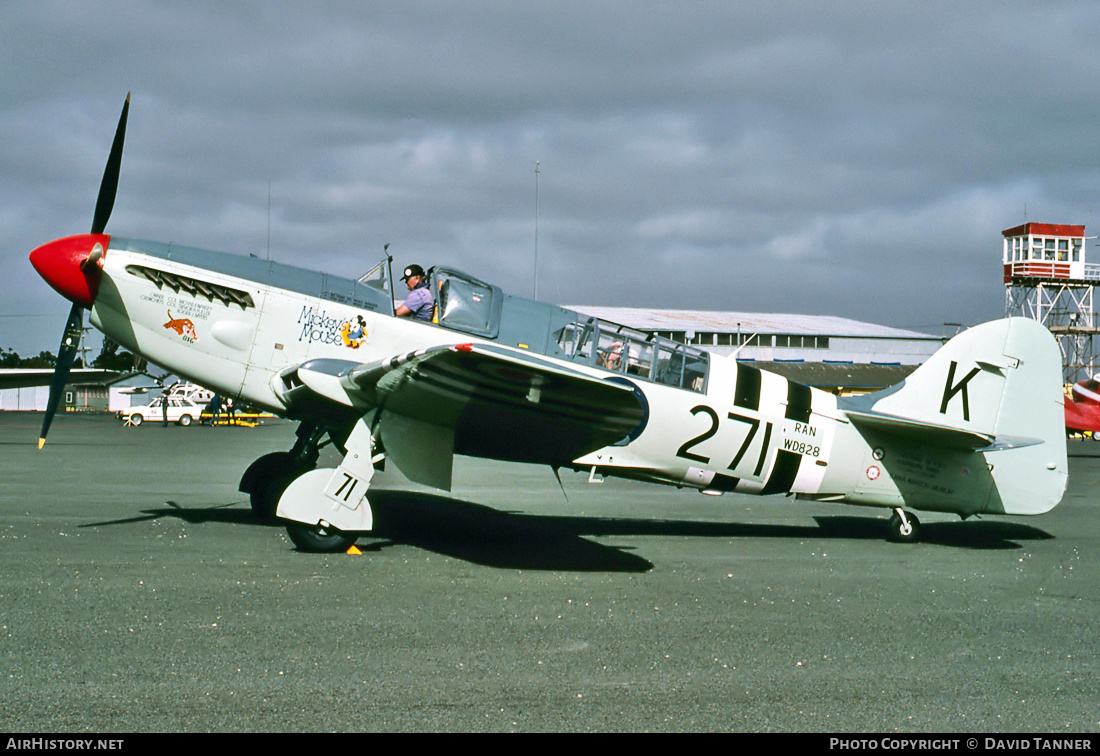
[530,162,534,301]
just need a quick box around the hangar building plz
[572,306,944,394]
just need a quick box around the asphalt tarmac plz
[0,411,1097,733]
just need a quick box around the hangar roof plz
[570,306,938,340]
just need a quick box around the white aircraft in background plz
[29,96,1068,551]
[0,368,120,390]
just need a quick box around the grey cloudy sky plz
[3,0,1099,356]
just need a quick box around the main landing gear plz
[239,419,377,553]
[888,507,921,543]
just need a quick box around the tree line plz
[0,339,144,372]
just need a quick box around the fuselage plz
[35,234,1066,522]
[81,236,849,502]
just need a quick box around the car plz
[118,396,205,426]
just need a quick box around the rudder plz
[841,318,1067,515]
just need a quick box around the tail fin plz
[842,318,1067,515]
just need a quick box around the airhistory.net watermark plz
[6,740,123,751]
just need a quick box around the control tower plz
[1003,222,1100,383]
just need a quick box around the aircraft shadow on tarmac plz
[81,488,1054,570]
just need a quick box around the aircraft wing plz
[279,343,646,489]
[0,368,122,390]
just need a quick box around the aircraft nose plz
[29,233,109,308]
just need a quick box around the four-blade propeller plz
[34,93,129,448]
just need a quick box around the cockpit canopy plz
[360,253,710,394]
[556,317,708,392]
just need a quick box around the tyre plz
[285,522,358,553]
[888,510,921,543]
[242,451,315,522]
[129,413,143,426]
[178,414,193,426]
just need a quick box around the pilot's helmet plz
[402,264,426,281]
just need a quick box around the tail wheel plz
[285,521,358,553]
[888,509,921,543]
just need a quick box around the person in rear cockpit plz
[598,341,624,370]
[395,264,434,321]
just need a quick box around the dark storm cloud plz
[3,1,1100,355]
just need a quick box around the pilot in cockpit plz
[395,264,434,321]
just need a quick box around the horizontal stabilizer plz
[843,409,1041,452]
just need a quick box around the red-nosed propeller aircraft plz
[29,96,1068,551]
[1065,377,1100,437]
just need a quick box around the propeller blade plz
[37,93,130,447]
[39,303,85,449]
[90,93,130,235]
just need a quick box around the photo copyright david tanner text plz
[830,739,1093,751]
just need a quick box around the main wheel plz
[285,521,358,553]
[242,451,316,522]
[252,473,298,522]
